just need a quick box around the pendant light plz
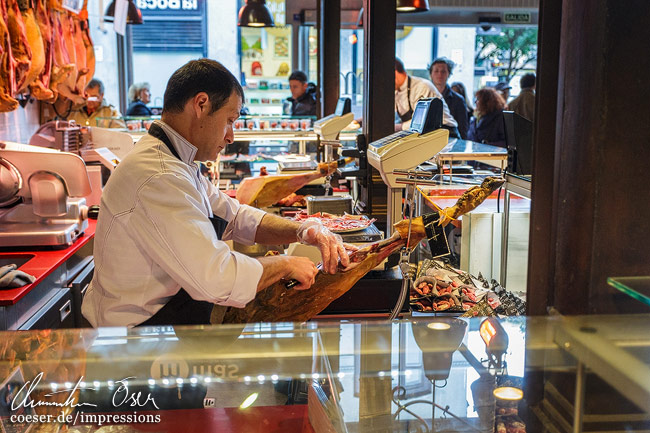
[104,0,144,24]
[396,0,430,13]
[238,0,275,27]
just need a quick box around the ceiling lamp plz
[396,0,430,13]
[238,0,275,27]
[104,0,144,24]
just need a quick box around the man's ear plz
[193,92,210,117]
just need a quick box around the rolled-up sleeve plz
[129,173,263,307]
[206,179,266,246]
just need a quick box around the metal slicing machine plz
[0,142,92,247]
[276,97,354,179]
[367,98,450,233]
[29,120,134,172]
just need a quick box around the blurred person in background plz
[285,70,317,116]
[451,81,474,121]
[467,87,507,148]
[394,57,459,137]
[428,57,469,139]
[508,73,536,121]
[68,79,125,128]
[494,82,512,104]
[127,82,153,116]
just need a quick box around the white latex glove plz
[296,218,356,274]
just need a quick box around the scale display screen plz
[409,99,431,134]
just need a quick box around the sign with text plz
[503,12,532,24]
[135,0,202,15]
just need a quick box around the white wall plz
[87,1,121,113]
[396,27,434,71]
[207,0,240,80]
[436,26,477,99]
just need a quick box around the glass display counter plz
[1,315,649,432]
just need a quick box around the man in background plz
[68,79,125,128]
[508,73,536,121]
[285,71,317,116]
[494,82,512,104]
[429,57,469,139]
[394,57,459,137]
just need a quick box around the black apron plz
[138,123,228,327]
[398,76,413,122]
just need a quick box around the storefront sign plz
[136,0,199,12]
[503,12,531,24]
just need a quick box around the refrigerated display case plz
[1,315,649,433]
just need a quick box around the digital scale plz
[367,98,450,231]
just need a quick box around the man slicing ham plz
[82,59,353,327]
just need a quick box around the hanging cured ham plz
[79,1,94,85]
[54,4,84,104]
[29,0,54,101]
[48,3,74,102]
[17,1,45,93]
[0,0,18,111]
[6,0,32,92]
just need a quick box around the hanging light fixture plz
[238,0,275,27]
[104,0,144,24]
[396,0,430,13]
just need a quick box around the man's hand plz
[297,219,356,274]
[257,255,318,291]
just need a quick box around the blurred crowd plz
[395,56,536,148]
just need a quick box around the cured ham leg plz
[219,217,427,324]
[80,1,94,83]
[0,0,18,111]
[436,176,505,227]
[6,0,32,91]
[236,162,337,208]
[17,4,45,93]
[56,11,84,103]
[218,179,504,324]
[29,0,54,101]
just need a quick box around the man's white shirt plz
[82,120,266,327]
[395,75,458,130]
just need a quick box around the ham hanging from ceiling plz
[0,0,18,111]
[17,1,45,93]
[79,1,94,85]
[55,5,84,104]
[48,3,75,102]
[29,0,54,101]
[6,0,32,92]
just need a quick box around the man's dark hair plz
[520,73,536,89]
[429,57,454,75]
[163,59,244,114]
[395,57,406,74]
[87,79,104,94]
[288,70,308,83]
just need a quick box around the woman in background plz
[451,81,474,121]
[467,87,506,148]
[126,82,153,116]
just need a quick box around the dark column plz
[361,0,396,220]
[525,0,562,315]
[539,0,650,314]
[318,0,340,117]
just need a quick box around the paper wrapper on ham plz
[438,176,505,227]
[236,161,337,208]
[216,217,426,324]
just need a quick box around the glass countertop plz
[1,315,648,432]
[608,276,650,306]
